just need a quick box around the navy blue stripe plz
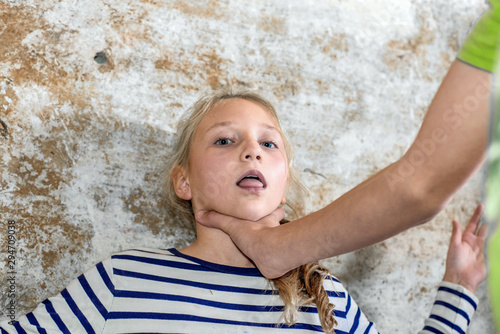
[26,313,47,334]
[107,312,323,332]
[434,300,471,324]
[363,322,374,333]
[113,253,263,277]
[334,330,349,334]
[1,328,8,334]
[327,290,346,298]
[333,308,347,318]
[12,322,26,334]
[113,254,215,272]
[61,289,95,333]
[115,290,332,316]
[42,300,70,333]
[429,315,465,334]
[115,289,284,312]
[422,325,444,334]
[78,275,108,319]
[96,262,115,294]
[114,268,274,295]
[331,294,350,319]
[438,286,477,310]
[168,248,263,276]
[350,308,361,334]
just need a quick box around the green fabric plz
[457,3,500,72]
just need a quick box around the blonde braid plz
[271,262,337,333]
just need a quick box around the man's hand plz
[443,204,488,293]
[195,207,287,278]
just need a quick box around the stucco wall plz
[0,0,494,332]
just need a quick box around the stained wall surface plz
[0,0,494,332]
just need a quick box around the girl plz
[0,88,487,333]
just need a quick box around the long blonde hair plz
[165,88,337,333]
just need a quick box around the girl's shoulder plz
[106,247,182,270]
[322,274,350,297]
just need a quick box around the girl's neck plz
[179,223,255,268]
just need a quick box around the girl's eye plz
[214,138,233,146]
[261,141,277,149]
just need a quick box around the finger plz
[464,203,484,235]
[450,219,462,245]
[476,223,489,240]
[477,224,489,256]
[195,210,232,230]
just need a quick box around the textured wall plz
[0,0,494,332]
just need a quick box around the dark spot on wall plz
[97,50,115,73]
[94,52,108,64]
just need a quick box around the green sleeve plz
[457,3,500,72]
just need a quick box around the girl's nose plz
[241,142,262,161]
[244,154,261,160]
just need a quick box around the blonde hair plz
[165,88,337,333]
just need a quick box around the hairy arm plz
[198,60,491,278]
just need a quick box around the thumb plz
[195,210,233,231]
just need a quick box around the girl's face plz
[176,98,288,221]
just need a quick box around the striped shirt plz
[0,248,478,333]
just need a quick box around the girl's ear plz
[172,165,192,200]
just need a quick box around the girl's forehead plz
[202,98,279,126]
[209,98,276,125]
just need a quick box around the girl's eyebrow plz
[205,121,232,134]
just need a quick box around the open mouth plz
[236,170,267,189]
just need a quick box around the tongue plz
[238,179,264,188]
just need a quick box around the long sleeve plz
[333,279,477,334]
[419,281,478,334]
[0,257,115,334]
